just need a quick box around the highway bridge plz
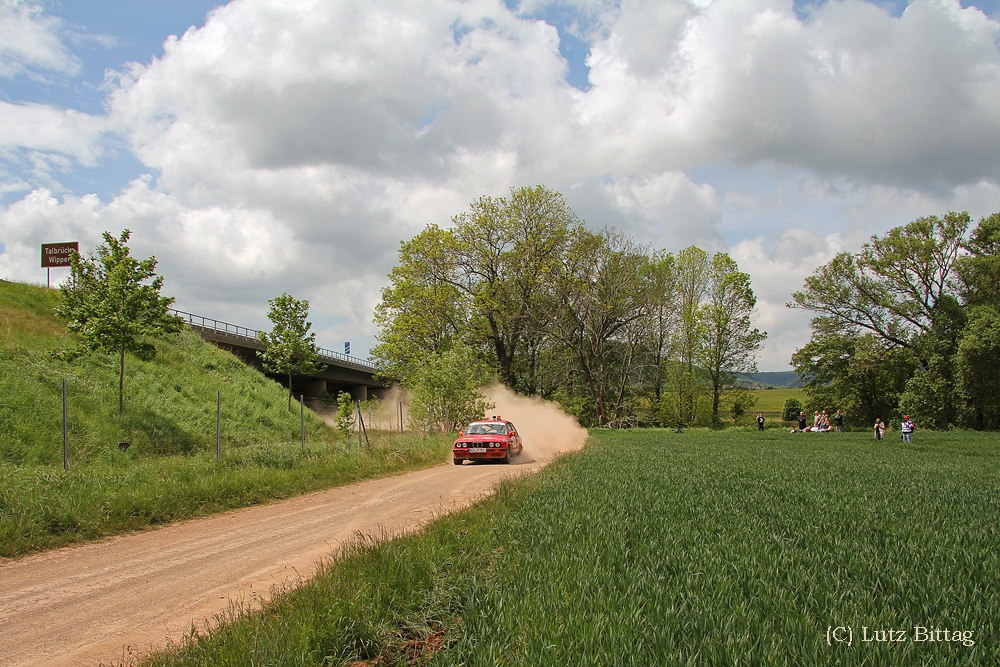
[171,309,388,401]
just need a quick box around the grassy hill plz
[0,279,335,465]
[0,279,451,557]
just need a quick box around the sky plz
[2,0,1000,371]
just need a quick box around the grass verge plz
[1,433,454,558]
[144,429,999,667]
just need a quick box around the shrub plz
[782,397,803,421]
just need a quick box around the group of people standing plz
[874,416,916,442]
[759,408,916,441]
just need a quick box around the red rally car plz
[453,416,523,465]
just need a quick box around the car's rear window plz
[465,422,507,435]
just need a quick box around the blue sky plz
[3,0,1000,369]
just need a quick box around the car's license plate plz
[468,448,487,453]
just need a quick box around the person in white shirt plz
[901,415,915,443]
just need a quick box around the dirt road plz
[0,457,547,667]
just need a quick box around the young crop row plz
[145,430,1000,667]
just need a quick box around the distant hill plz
[736,371,803,389]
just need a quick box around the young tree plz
[257,293,320,409]
[406,345,495,433]
[672,246,710,424]
[700,253,766,425]
[57,230,182,416]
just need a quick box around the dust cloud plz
[371,384,410,431]
[482,384,588,462]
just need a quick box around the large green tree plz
[789,211,1000,429]
[700,253,766,426]
[58,230,181,416]
[373,187,767,428]
[372,185,578,389]
[258,293,320,409]
[372,225,467,381]
[551,229,648,425]
[951,213,1000,428]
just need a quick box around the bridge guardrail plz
[170,308,377,371]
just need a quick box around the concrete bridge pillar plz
[303,379,327,398]
[350,385,368,402]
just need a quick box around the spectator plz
[757,413,765,431]
[901,415,915,443]
[874,418,885,441]
[834,410,844,432]
[798,411,807,432]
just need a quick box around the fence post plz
[300,395,305,452]
[62,378,68,471]
[216,389,222,462]
[356,400,370,449]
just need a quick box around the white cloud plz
[0,0,79,78]
[579,0,1000,188]
[4,0,1000,364]
[730,228,843,370]
[0,102,108,165]
[605,171,723,249]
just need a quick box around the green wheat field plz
[145,428,1000,667]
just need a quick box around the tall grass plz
[0,432,454,558]
[145,430,1000,667]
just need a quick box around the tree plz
[372,225,468,381]
[257,293,320,409]
[640,250,680,408]
[790,212,969,355]
[551,229,648,425]
[372,186,578,389]
[957,212,1000,309]
[781,397,803,422]
[57,230,181,416]
[792,327,914,427]
[405,345,495,433]
[699,253,766,425]
[372,187,771,428]
[449,186,578,387]
[790,212,971,428]
[955,306,1000,430]
[672,246,710,424]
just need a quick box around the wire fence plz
[52,382,411,469]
